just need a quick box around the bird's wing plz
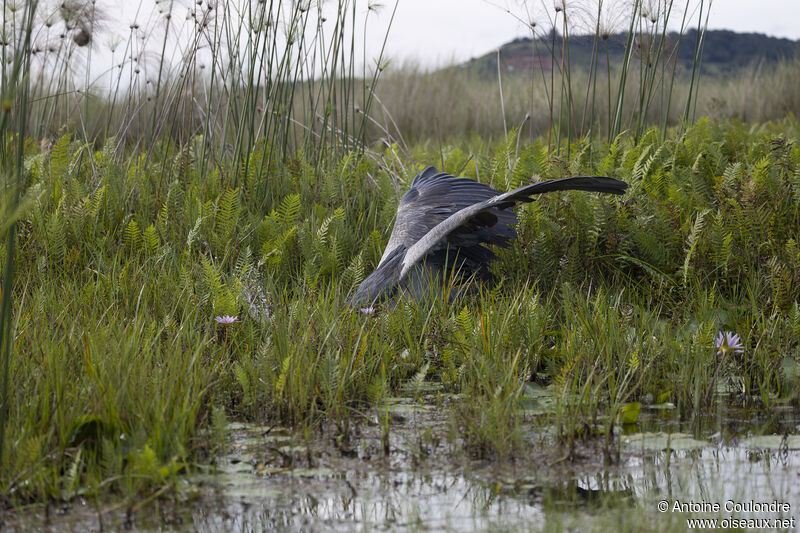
[400,176,627,278]
[379,167,517,265]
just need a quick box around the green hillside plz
[465,29,800,77]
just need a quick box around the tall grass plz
[362,0,720,148]
[12,0,718,157]
[498,0,711,149]
[0,0,38,473]
[20,0,393,187]
[366,53,800,146]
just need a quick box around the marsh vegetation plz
[1,0,799,530]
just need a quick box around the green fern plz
[186,215,204,252]
[403,362,430,395]
[201,257,223,297]
[143,225,159,256]
[67,143,89,181]
[124,219,142,251]
[46,210,67,264]
[768,257,793,311]
[275,355,292,398]
[87,185,106,219]
[215,188,240,244]
[751,155,773,190]
[790,167,800,205]
[235,246,253,280]
[722,162,743,189]
[366,374,387,405]
[48,134,72,180]
[631,144,653,183]
[641,143,669,196]
[456,306,473,334]
[277,193,301,225]
[259,226,297,270]
[97,136,119,168]
[233,362,252,405]
[599,132,626,176]
[790,302,800,338]
[563,239,582,285]
[682,208,710,286]
[341,252,365,290]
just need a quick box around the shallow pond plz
[5,393,800,532]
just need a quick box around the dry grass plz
[363,57,800,145]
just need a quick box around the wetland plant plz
[1,0,799,518]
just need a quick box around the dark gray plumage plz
[347,167,628,308]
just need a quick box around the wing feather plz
[350,168,628,307]
[379,167,515,265]
[400,176,627,278]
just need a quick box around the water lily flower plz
[715,331,743,357]
[214,315,238,324]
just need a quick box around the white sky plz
[356,0,800,67]
[26,0,799,87]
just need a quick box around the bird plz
[347,166,628,308]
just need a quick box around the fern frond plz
[277,193,301,225]
[682,208,710,286]
[124,219,142,251]
[186,215,204,252]
[722,162,743,189]
[215,188,240,242]
[456,306,473,334]
[48,134,72,179]
[235,246,253,279]
[403,362,430,395]
[46,210,67,264]
[143,224,159,255]
[201,257,223,296]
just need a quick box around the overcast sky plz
[36,0,799,87]
[355,0,800,67]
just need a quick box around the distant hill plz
[464,29,800,78]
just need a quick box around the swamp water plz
[5,391,800,532]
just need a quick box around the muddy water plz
[5,395,800,532]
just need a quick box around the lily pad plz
[400,381,443,394]
[623,432,709,451]
[646,402,676,410]
[290,467,335,477]
[780,357,799,382]
[519,384,557,415]
[522,383,553,399]
[385,401,434,416]
[223,483,283,500]
[740,435,800,450]
[236,434,292,447]
[618,402,641,424]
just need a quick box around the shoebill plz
[347,166,627,308]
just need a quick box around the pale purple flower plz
[214,315,238,325]
[715,331,743,357]
[359,307,375,315]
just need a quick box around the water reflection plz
[5,401,800,532]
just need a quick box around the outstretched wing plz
[400,176,628,278]
[379,167,516,265]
